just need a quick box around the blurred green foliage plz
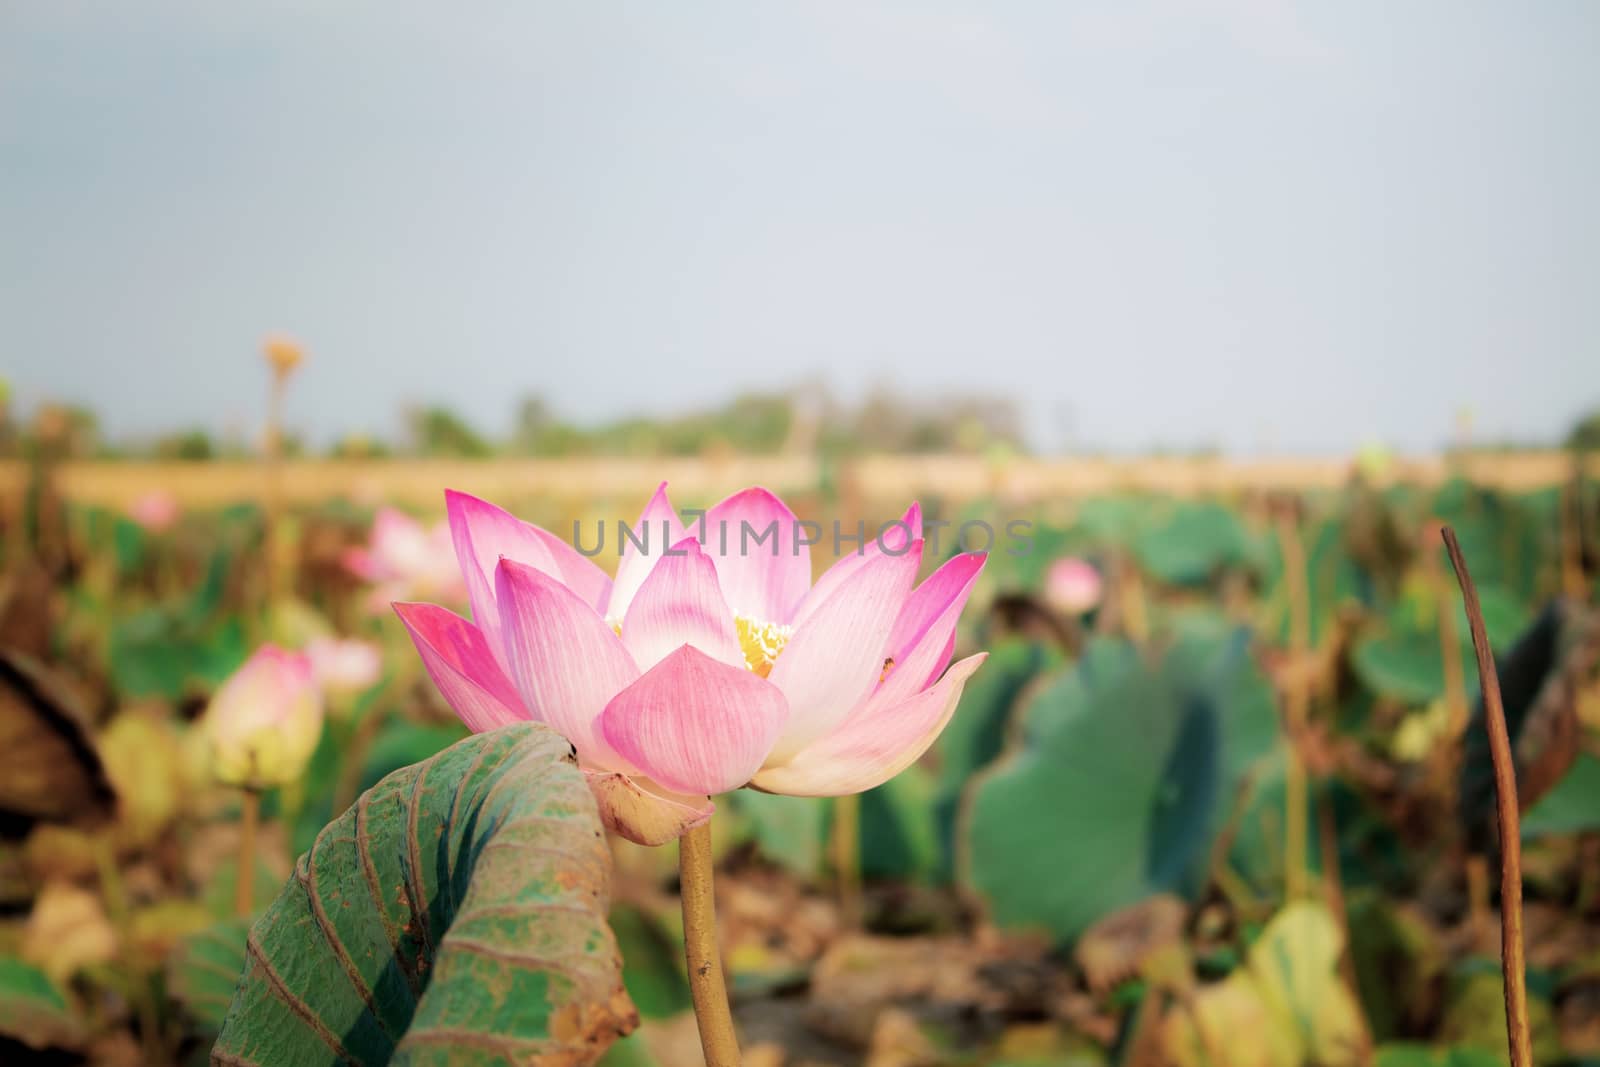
[1,455,1597,1065]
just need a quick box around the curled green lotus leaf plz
[212,722,637,1066]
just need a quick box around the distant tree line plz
[4,370,1589,461]
[0,383,1032,461]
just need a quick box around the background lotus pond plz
[1,454,1598,1066]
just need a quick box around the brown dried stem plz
[1441,526,1532,1067]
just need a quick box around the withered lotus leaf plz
[0,652,115,831]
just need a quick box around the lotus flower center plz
[735,615,792,678]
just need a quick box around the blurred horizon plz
[4,2,1599,456]
[7,371,1600,464]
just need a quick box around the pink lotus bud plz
[127,490,180,532]
[344,507,465,613]
[1045,556,1103,615]
[204,645,324,789]
[304,637,383,695]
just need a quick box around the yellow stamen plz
[735,615,792,678]
[880,657,895,683]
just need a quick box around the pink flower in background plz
[204,645,324,789]
[395,485,987,845]
[128,490,180,532]
[304,636,383,695]
[1045,556,1103,615]
[343,507,464,612]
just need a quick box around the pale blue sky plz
[2,2,1596,453]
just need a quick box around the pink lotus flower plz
[304,636,384,695]
[343,507,464,612]
[395,486,987,845]
[1045,556,1103,615]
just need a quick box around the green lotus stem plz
[1118,555,1149,643]
[833,793,862,927]
[95,835,164,1060]
[679,821,740,1066]
[1282,750,1308,902]
[1442,526,1532,1067]
[1274,509,1311,902]
[263,367,287,603]
[1315,788,1361,993]
[236,787,260,918]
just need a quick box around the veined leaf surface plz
[212,722,637,1066]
